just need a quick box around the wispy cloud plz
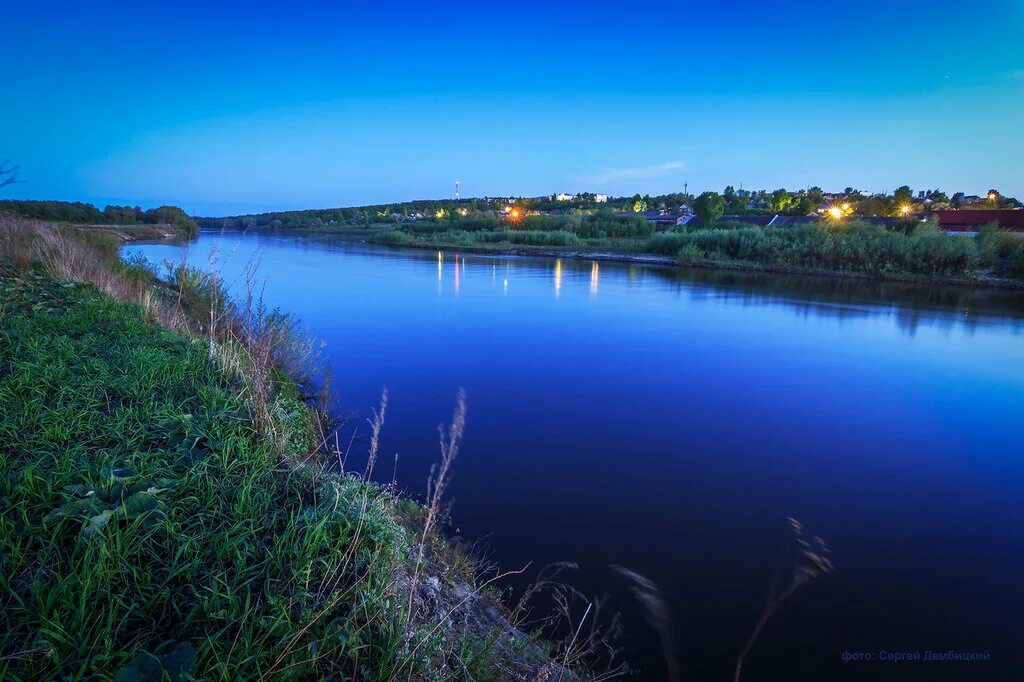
[582,160,686,185]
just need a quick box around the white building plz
[555,192,608,203]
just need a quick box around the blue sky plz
[2,1,1022,215]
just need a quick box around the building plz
[932,209,1024,232]
[766,215,821,227]
[594,194,608,203]
[720,214,774,227]
[555,193,575,202]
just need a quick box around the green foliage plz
[792,196,816,216]
[0,273,417,679]
[1007,244,1024,276]
[770,188,793,212]
[0,200,108,223]
[415,229,583,247]
[723,185,746,213]
[648,221,983,277]
[714,220,763,231]
[893,185,914,204]
[692,192,725,227]
[0,200,198,237]
[116,642,196,682]
[574,212,652,238]
[976,223,1022,260]
[646,231,693,255]
[677,244,702,265]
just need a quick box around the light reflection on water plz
[124,231,1024,681]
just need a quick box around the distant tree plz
[807,186,824,204]
[723,185,745,213]
[693,191,725,226]
[103,205,140,224]
[926,189,949,204]
[792,196,816,215]
[951,192,965,209]
[856,195,892,216]
[893,185,914,204]
[632,199,647,213]
[1,159,21,189]
[770,188,793,212]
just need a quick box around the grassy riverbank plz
[0,219,581,681]
[367,220,1024,288]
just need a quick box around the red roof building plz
[933,209,1024,232]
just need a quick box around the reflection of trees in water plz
[328,237,1024,336]
[649,265,1024,336]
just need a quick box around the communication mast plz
[455,180,460,200]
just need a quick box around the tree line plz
[0,200,198,235]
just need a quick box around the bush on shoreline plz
[648,221,994,277]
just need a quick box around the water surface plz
[126,231,1024,681]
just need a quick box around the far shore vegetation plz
[3,188,1024,287]
[0,199,198,237]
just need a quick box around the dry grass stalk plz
[611,565,677,682]
[733,517,833,682]
[509,563,628,681]
[404,388,467,631]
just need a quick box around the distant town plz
[180,184,1024,234]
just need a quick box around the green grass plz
[647,222,989,278]
[0,272,418,680]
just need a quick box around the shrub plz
[576,214,652,238]
[1007,244,1024,276]
[451,216,505,232]
[677,244,703,264]
[714,220,763,231]
[477,229,582,246]
[375,228,413,243]
[646,232,691,255]
[651,221,982,276]
[976,223,1022,262]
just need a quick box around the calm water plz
[126,231,1024,681]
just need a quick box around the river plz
[125,230,1024,681]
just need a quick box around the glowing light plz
[508,207,522,221]
[458,208,468,216]
[554,259,562,297]
[435,209,446,219]
[454,254,460,296]
[988,192,998,202]
[899,204,912,216]
[437,251,443,282]
[589,261,599,295]
[827,206,845,220]
[841,203,850,211]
